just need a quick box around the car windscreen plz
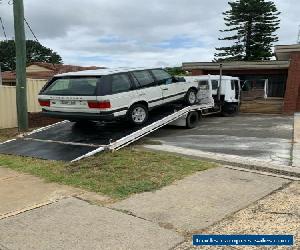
[42,77,101,96]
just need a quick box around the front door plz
[131,70,163,108]
[151,69,185,104]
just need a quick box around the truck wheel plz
[128,103,148,126]
[186,111,199,129]
[185,88,198,106]
[222,104,239,117]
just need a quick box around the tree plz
[215,0,280,61]
[165,67,187,76]
[0,40,63,71]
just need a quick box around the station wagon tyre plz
[186,111,199,129]
[185,88,198,106]
[128,104,148,126]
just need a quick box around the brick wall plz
[283,52,300,114]
[201,69,287,76]
[191,69,287,76]
[241,89,265,100]
[28,112,62,128]
[191,69,205,75]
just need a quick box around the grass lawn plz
[0,129,216,199]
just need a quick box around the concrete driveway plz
[147,114,294,166]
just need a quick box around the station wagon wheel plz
[128,104,148,125]
[185,88,198,105]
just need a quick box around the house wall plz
[0,79,47,129]
[191,69,287,76]
[283,52,300,114]
[191,68,288,98]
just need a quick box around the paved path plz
[0,167,79,219]
[0,167,183,250]
[0,198,182,250]
[0,166,291,249]
[111,167,289,233]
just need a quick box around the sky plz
[0,0,299,68]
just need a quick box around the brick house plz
[182,44,300,114]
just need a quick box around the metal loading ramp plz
[0,103,213,161]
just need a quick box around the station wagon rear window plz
[42,77,101,96]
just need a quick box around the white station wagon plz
[38,68,199,125]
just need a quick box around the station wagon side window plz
[211,80,219,90]
[151,69,172,85]
[131,70,156,88]
[111,74,132,94]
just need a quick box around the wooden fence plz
[0,79,47,129]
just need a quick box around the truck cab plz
[184,75,241,116]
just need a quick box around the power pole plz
[13,0,28,131]
[297,25,300,44]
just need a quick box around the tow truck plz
[0,75,240,162]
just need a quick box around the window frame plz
[198,80,209,91]
[211,80,219,90]
[130,70,157,89]
[150,69,172,86]
[40,76,103,96]
[109,73,134,95]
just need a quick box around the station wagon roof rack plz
[55,67,162,77]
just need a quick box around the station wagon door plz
[106,73,139,116]
[151,69,186,104]
[131,70,163,108]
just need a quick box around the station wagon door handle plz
[162,88,168,90]
[139,93,146,96]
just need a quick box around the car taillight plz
[88,101,111,109]
[38,99,50,107]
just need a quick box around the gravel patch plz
[175,181,300,250]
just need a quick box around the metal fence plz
[0,79,47,129]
